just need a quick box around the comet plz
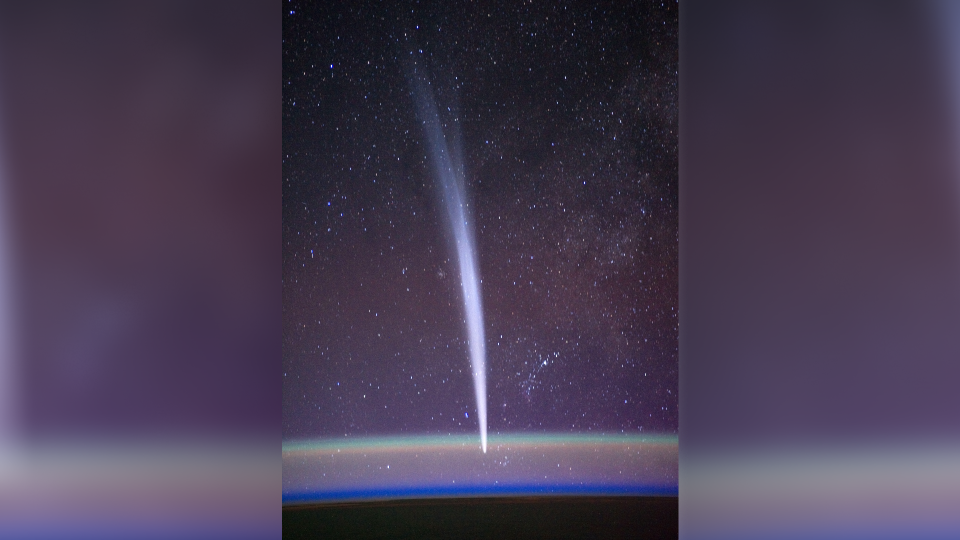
[407,60,488,453]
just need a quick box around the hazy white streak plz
[409,66,487,453]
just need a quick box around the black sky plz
[283,0,677,440]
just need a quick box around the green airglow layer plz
[283,432,677,455]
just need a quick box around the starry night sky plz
[283,1,677,440]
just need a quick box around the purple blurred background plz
[3,0,960,537]
[0,2,276,538]
[681,0,960,537]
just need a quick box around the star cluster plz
[283,0,677,439]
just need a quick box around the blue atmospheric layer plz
[283,482,679,505]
